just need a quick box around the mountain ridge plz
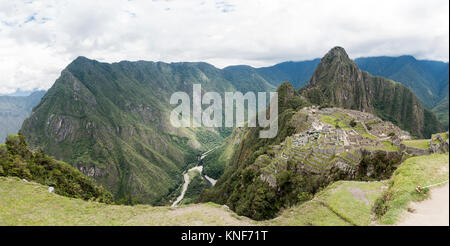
[200,47,445,220]
[20,56,275,204]
[18,47,447,205]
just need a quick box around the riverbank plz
[171,149,218,207]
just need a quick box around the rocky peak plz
[300,46,442,138]
[308,46,360,87]
[66,56,97,73]
[322,46,352,63]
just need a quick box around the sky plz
[0,0,448,94]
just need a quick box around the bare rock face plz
[78,166,107,178]
[400,144,431,156]
[430,132,449,154]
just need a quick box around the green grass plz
[361,132,376,139]
[432,132,449,142]
[2,153,447,226]
[363,143,399,152]
[319,115,347,128]
[315,181,385,225]
[0,177,253,226]
[402,139,430,150]
[266,200,352,226]
[268,181,385,226]
[0,176,384,226]
[376,153,449,224]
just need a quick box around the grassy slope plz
[0,176,382,226]
[402,139,430,150]
[2,153,447,225]
[267,181,385,226]
[376,153,449,224]
[0,176,253,226]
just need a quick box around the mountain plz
[433,97,449,129]
[200,47,444,220]
[355,56,449,129]
[244,55,449,128]
[20,57,274,204]
[300,47,442,138]
[18,48,446,205]
[255,59,321,89]
[0,91,46,143]
[201,82,414,219]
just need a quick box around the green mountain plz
[256,59,321,89]
[20,57,274,204]
[18,48,445,206]
[433,96,449,128]
[0,91,46,143]
[200,47,444,220]
[201,82,411,219]
[248,55,449,128]
[355,56,449,129]
[300,47,442,138]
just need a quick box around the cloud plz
[0,0,448,93]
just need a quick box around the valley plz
[171,148,217,207]
[1,0,448,232]
[1,46,448,226]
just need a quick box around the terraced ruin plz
[255,106,411,187]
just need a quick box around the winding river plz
[171,148,218,207]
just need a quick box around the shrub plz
[297,192,313,202]
[0,133,113,203]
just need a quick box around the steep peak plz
[322,46,351,63]
[307,46,358,87]
[73,56,91,63]
[67,56,96,69]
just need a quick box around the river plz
[171,148,218,207]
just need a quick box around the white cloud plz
[0,0,448,94]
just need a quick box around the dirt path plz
[396,183,449,226]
